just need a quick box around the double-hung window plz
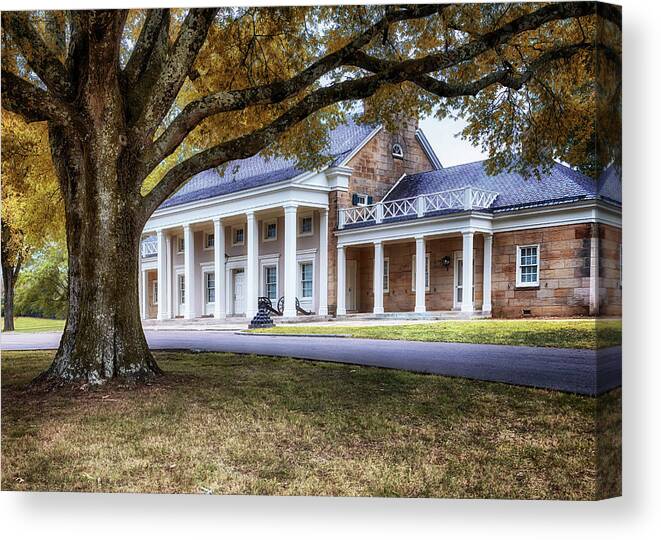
[383,257,390,293]
[264,265,277,300]
[263,221,277,241]
[177,236,184,254]
[516,245,540,287]
[300,262,313,299]
[298,215,313,236]
[204,232,214,250]
[152,281,158,305]
[205,272,215,304]
[232,226,245,246]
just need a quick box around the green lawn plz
[252,318,622,349]
[1,317,65,333]
[1,350,620,499]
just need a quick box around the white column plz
[373,240,384,314]
[140,267,147,320]
[245,211,259,318]
[414,236,426,313]
[213,217,226,319]
[589,224,600,315]
[165,233,173,318]
[283,204,298,318]
[482,233,493,313]
[156,229,168,320]
[183,224,195,319]
[336,245,346,316]
[461,230,475,312]
[318,209,329,316]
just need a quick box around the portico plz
[140,203,330,321]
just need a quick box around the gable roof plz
[160,120,377,209]
[384,160,622,212]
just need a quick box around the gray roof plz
[160,120,377,209]
[385,160,622,212]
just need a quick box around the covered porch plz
[335,216,494,318]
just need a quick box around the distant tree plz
[1,4,621,383]
[1,111,64,331]
[14,242,68,320]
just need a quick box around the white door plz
[233,269,245,315]
[176,273,186,316]
[454,255,474,309]
[346,260,357,311]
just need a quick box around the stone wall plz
[492,223,598,318]
[599,224,622,316]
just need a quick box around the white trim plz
[415,128,443,170]
[259,256,280,301]
[262,219,278,242]
[200,263,216,315]
[175,269,186,317]
[354,193,370,207]
[411,253,431,292]
[391,143,404,159]
[151,280,158,306]
[298,212,314,237]
[336,125,383,167]
[515,244,540,288]
[231,224,245,246]
[382,173,407,202]
[176,235,184,254]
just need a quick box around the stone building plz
[139,118,622,321]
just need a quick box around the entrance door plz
[454,254,474,309]
[346,260,357,311]
[233,269,245,315]
[176,273,185,316]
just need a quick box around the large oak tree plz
[1,3,620,384]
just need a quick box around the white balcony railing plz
[141,237,158,258]
[338,186,498,229]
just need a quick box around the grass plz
[1,350,620,499]
[1,316,65,333]
[252,318,622,349]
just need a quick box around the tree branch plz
[138,4,449,177]
[123,9,169,89]
[2,12,72,97]
[1,70,73,124]
[141,1,599,216]
[132,8,218,140]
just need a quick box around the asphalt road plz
[1,330,621,396]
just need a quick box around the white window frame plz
[392,143,404,159]
[203,269,216,306]
[516,244,540,287]
[176,236,184,254]
[411,253,431,292]
[298,260,314,301]
[263,264,278,301]
[259,257,280,301]
[383,257,390,294]
[453,250,476,309]
[152,280,158,305]
[231,225,245,247]
[263,219,278,242]
[203,232,214,251]
[355,193,369,207]
[298,213,314,237]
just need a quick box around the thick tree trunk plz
[42,215,160,383]
[2,263,17,332]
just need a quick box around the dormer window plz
[392,143,404,159]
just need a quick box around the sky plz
[419,115,488,168]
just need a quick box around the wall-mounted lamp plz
[441,255,452,271]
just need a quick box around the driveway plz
[1,330,621,396]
